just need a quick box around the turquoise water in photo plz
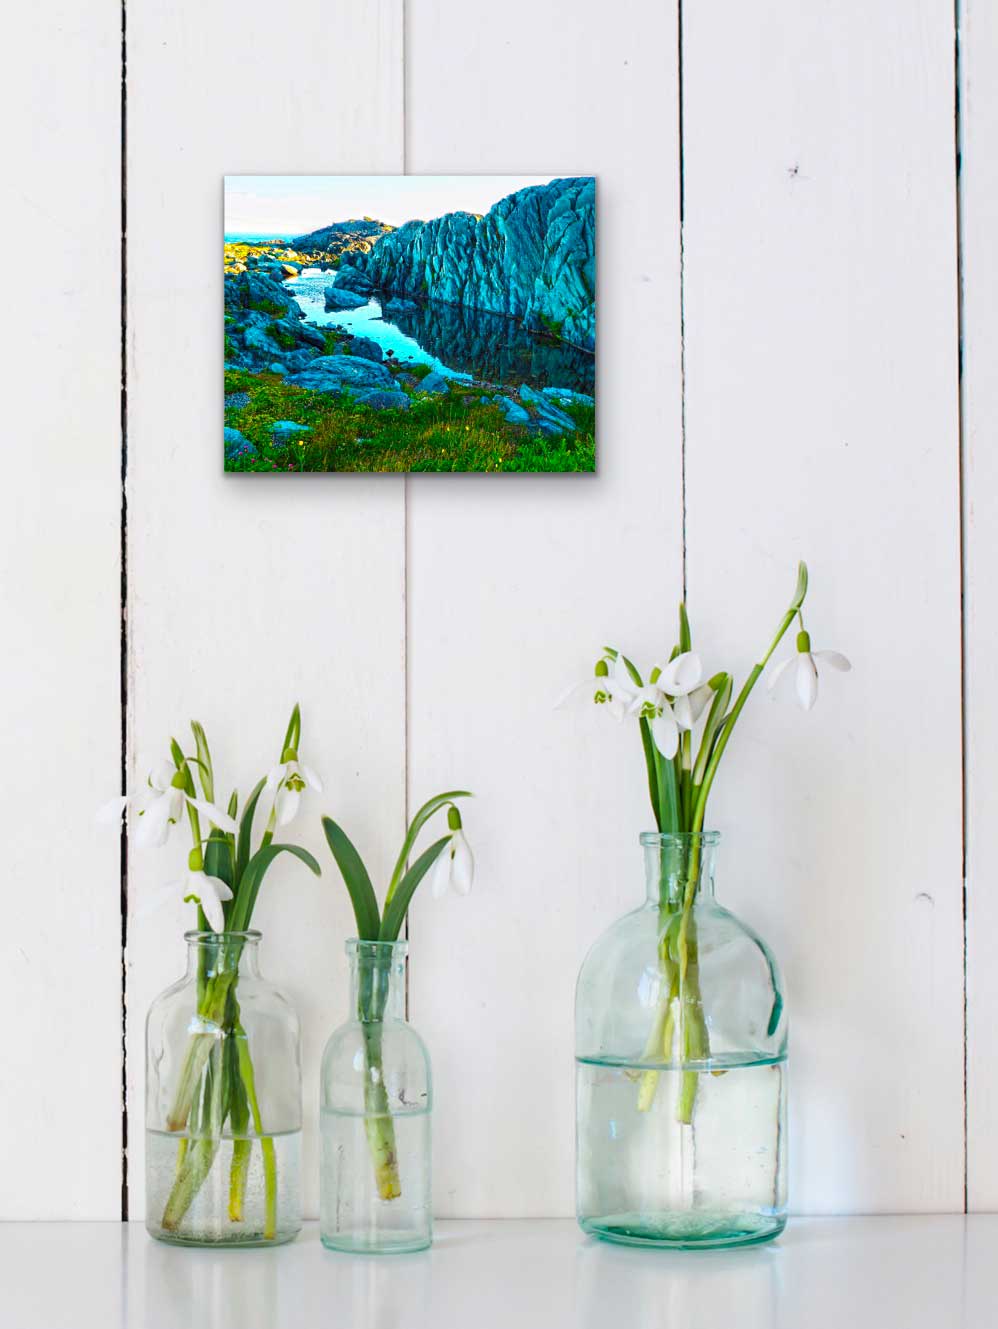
[286,269,595,393]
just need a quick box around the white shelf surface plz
[1,1217,995,1328]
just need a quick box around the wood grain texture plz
[405,0,684,1216]
[124,0,404,1218]
[681,0,964,1211]
[959,0,998,1213]
[0,1,123,1217]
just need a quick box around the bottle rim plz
[346,937,409,955]
[184,929,262,943]
[639,830,721,847]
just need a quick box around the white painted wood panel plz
[406,0,685,1216]
[0,1,123,1216]
[959,0,998,1213]
[682,2,964,1211]
[125,0,404,1218]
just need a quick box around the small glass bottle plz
[320,939,432,1254]
[145,930,302,1246]
[576,832,787,1248]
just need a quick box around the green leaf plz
[679,603,692,653]
[692,673,733,788]
[236,778,267,885]
[654,746,680,833]
[639,717,662,831]
[228,843,321,933]
[322,817,381,940]
[204,827,234,891]
[790,561,808,612]
[385,790,472,904]
[620,654,644,688]
[190,721,214,803]
[380,837,450,942]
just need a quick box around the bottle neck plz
[642,833,719,906]
[348,940,407,1022]
[184,931,262,979]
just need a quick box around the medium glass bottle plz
[576,832,787,1248]
[320,939,432,1254]
[145,930,302,1246]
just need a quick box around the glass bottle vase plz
[576,832,787,1249]
[145,930,302,1247]
[320,939,432,1254]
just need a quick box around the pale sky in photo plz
[224,174,570,234]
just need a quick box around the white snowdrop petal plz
[96,795,129,825]
[430,845,452,898]
[650,707,680,759]
[795,655,819,711]
[814,650,851,672]
[451,834,474,896]
[659,651,703,696]
[767,657,794,692]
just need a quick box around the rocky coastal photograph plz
[224,175,596,472]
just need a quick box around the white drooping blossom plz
[265,757,323,827]
[768,630,851,712]
[98,760,237,848]
[429,807,475,898]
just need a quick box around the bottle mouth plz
[346,937,408,956]
[639,831,720,847]
[184,929,262,943]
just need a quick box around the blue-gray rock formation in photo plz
[334,177,595,352]
[290,218,392,257]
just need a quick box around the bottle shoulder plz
[576,899,787,1061]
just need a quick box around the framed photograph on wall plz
[223,175,595,473]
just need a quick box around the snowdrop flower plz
[768,630,851,712]
[556,654,632,718]
[98,760,237,849]
[628,652,704,758]
[265,754,323,827]
[430,807,474,898]
[138,866,234,933]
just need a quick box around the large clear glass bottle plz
[145,930,302,1246]
[576,832,787,1248]
[320,939,432,1254]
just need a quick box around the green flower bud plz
[171,770,187,790]
[281,746,298,763]
[447,805,463,831]
[594,658,609,678]
[796,629,811,653]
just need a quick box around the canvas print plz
[224,175,595,473]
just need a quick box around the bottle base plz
[147,1225,302,1249]
[320,1232,432,1256]
[579,1211,786,1250]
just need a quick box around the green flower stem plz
[236,1032,277,1240]
[165,971,236,1131]
[675,911,708,1123]
[162,1041,226,1231]
[362,1020,401,1200]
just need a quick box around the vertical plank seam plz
[952,0,969,1216]
[118,0,130,1223]
[402,0,411,1017]
[677,0,688,603]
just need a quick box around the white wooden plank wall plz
[124,0,404,1220]
[404,0,684,1216]
[681,1,964,1211]
[0,0,123,1216]
[959,0,998,1213]
[4,0,991,1220]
